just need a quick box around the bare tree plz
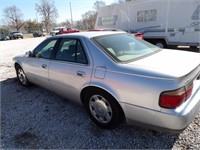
[93,0,106,11]
[80,0,105,30]
[81,11,97,29]
[35,0,58,33]
[59,20,71,27]
[24,19,43,33]
[75,20,85,30]
[3,5,25,31]
[111,0,134,5]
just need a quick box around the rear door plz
[49,37,93,103]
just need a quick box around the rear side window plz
[55,39,88,64]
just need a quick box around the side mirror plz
[25,51,32,57]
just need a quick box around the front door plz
[23,38,58,90]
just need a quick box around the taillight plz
[159,83,193,109]
[136,33,143,40]
[133,32,143,40]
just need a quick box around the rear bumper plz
[121,80,200,132]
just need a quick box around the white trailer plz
[95,0,200,48]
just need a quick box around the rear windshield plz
[92,33,160,62]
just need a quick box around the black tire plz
[84,89,124,129]
[169,45,178,49]
[16,65,31,87]
[190,46,197,49]
[154,40,167,48]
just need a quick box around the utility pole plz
[69,2,73,27]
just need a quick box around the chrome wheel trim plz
[89,94,112,124]
[18,68,27,85]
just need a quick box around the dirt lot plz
[1,38,200,149]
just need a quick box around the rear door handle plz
[77,71,85,77]
[42,64,47,69]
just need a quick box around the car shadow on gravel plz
[1,77,181,149]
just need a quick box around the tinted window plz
[55,39,88,64]
[92,33,160,62]
[33,39,57,59]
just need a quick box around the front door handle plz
[42,64,47,69]
[77,71,85,77]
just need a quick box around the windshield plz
[92,33,160,62]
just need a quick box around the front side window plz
[92,33,160,62]
[55,39,88,64]
[33,39,57,59]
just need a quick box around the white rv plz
[95,0,200,48]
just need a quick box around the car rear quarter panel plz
[93,67,182,111]
[84,37,182,111]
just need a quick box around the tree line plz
[1,0,132,34]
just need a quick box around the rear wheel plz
[84,89,124,129]
[154,40,167,48]
[16,65,31,87]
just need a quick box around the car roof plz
[89,28,122,31]
[50,31,126,39]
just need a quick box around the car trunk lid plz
[126,49,200,79]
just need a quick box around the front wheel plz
[16,66,31,87]
[84,89,124,129]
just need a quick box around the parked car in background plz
[13,31,200,131]
[50,27,65,36]
[56,28,79,35]
[9,32,23,39]
[89,28,143,39]
[0,34,10,41]
[33,31,45,37]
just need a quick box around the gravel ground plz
[1,38,200,149]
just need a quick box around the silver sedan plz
[13,31,200,131]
